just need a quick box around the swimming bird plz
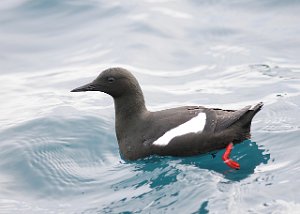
[71,67,263,169]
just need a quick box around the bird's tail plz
[242,102,263,132]
[250,102,264,115]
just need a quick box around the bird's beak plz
[70,82,97,92]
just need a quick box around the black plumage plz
[71,67,263,160]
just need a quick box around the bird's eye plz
[107,77,115,83]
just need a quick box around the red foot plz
[222,143,240,170]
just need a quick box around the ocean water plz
[1,0,300,213]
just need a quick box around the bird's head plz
[71,67,142,98]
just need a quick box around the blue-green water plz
[1,0,300,213]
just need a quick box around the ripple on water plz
[0,116,119,199]
[261,96,300,132]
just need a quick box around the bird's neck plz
[113,91,148,122]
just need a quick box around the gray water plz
[0,0,300,213]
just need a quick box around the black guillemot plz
[71,67,263,169]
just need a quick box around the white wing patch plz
[153,112,206,146]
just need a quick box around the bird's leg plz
[222,142,240,170]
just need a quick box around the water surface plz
[1,0,300,213]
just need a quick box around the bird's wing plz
[213,105,251,132]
